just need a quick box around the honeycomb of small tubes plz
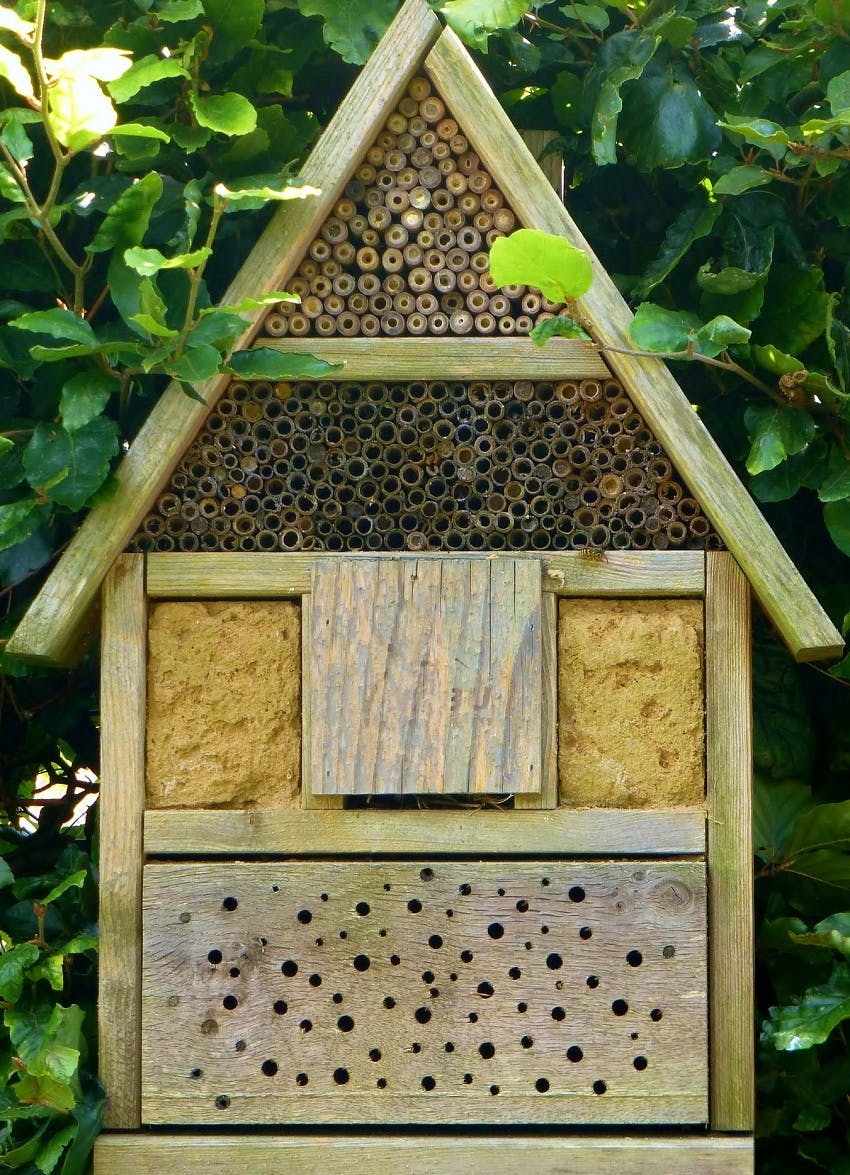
[129,378,721,554]
[258,75,565,339]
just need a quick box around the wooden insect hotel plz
[8,2,844,1170]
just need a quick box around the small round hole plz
[612,999,629,1016]
[332,992,343,1004]
[445,1042,455,1053]
[428,935,443,949]
[320,893,329,902]
[300,1019,312,1032]
[190,1067,203,1079]
[593,1079,607,1095]
[535,1077,550,1093]
[420,868,435,882]
[489,1085,500,1095]
[356,902,371,916]
[333,1068,349,1085]
[567,1045,583,1062]
[309,974,322,988]
[422,970,435,983]
[338,1015,355,1032]
[477,981,494,998]
[390,954,401,966]
[215,1094,230,1109]
[383,883,392,891]
[540,925,550,935]
[408,899,422,913]
[222,995,238,1010]
[383,996,396,1009]
[377,1077,387,1088]
[273,1000,287,1015]
[463,1073,473,1084]
[663,944,676,959]
[487,923,504,940]
[281,960,298,977]
[369,1048,382,1062]
[445,909,454,918]
[509,967,521,980]
[234,1039,246,1052]
[521,1035,533,1049]
[551,1006,565,1022]
[207,950,223,965]
[546,953,563,970]
[222,897,238,911]
[261,1059,278,1077]
[541,877,550,887]
[229,967,240,978]
[634,1055,648,1071]
[627,950,643,967]
[516,899,529,912]
[415,1007,432,1024]
[411,1043,422,1054]
[568,887,585,903]
[587,975,599,989]
[296,1072,308,1086]
[339,931,348,940]
[460,950,473,963]
[468,1012,479,1023]
[297,909,312,924]
[421,1075,436,1091]
[517,1002,528,1013]
[580,927,592,941]
[353,954,371,972]
[459,883,472,896]
[479,1041,495,1059]
[650,1008,663,1022]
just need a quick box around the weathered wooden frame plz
[93,1133,753,1174]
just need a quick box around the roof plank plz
[425,27,842,662]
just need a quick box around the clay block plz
[558,599,704,808]
[146,601,301,809]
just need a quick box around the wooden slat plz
[99,555,146,1127]
[310,558,541,795]
[516,592,557,810]
[7,0,442,667]
[94,1133,754,1175]
[141,860,707,1126]
[300,593,343,810]
[256,336,608,378]
[543,551,705,596]
[424,28,842,663]
[145,551,705,599]
[521,130,564,199]
[706,553,754,1131]
[144,807,706,856]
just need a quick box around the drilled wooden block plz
[141,860,707,1125]
[309,557,541,794]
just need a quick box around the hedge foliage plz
[2,0,850,1170]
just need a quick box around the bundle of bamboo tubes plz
[131,378,721,554]
[258,76,564,340]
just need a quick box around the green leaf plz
[827,296,850,392]
[0,499,46,553]
[190,92,257,136]
[23,420,118,509]
[787,799,850,857]
[130,314,178,340]
[13,1072,75,1113]
[60,1085,104,1175]
[187,309,248,348]
[713,165,773,196]
[6,1003,84,1081]
[202,0,264,56]
[0,7,35,39]
[629,302,702,352]
[2,114,33,163]
[817,446,850,503]
[488,229,592,303]
[751,445,828,503]
[762,963,850,1050]
[828,69,850,115]
[87,172,163,254]
[41,869,87,906]
[214,180,320,209]
[10,309,97,348]
[165,343,222,383]
[719,115,790,155]
[692,313,750,358]
[107,123,170,143]
[0,1123,49,1167]
[0,857,13,887]
[824,498,850,556]
[439,0,525,51]
[218,292,298,313]
[586,30,659,166]
[744,404,816,475]
[59,371,116,432]
[754,779,814,864]
[123,245,211,277]
[107,55,190,104]
[157,0,204,20]
[756,264,830,356]
[46,48,133,84]
[0,45,34,101]
[295,0,400,63]
[224,348,343,379]
[530,316,591,345]
[620,55,721,171]
[791,914,850,956]
[35,1123,76,1175]
[0,943,39,1002]
[634,193,720,299]
[47,74,118,151]
[27,952,65,993]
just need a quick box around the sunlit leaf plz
[10,309,97,348]
[6,1003,84,1082]
[629,302,702,352]
[713,165,772,196]
[46,48,133,84]
[165,343,222,383]
[0,498,47,553]
[762,964,850,1050]
[123,245,211,277]
[190,91,257,136]
[0,943,39,1002]
[107,55,189,104]
[488,229,592,302]
[107,123,170,143]
[529,316,591,345]
[0,44,34,101]
[439,0,525,51]
[47,74,118,151]
[59,371,117,432]
[224,347,343,379]
[791,914,850,956]
[0,6,35,40]
[87,173,163,253]
[297,0,398,63]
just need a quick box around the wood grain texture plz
[543,551,705,596]
[7,0,442,667]
[424,28,841,663]
[94,1133,754,1175]
[145,551,705,599]
[300,594,344,810]
[521,130,564,199]
[141,860,707,1126]
[144,807,706,856]
[99,555,146,1127]
[255,337,609,378]
[706,553,754,1131]
[309,558,541,795]
[515,592,557,810]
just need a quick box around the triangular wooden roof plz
[7,0,842,665]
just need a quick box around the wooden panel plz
[706,553,754,1131]
[99,555,146,1127]
[424,27,842,663]
[141,860,707,1126]
[300,594,343,810]
[255,337,609,378]
[515,592,557,810]
[94,1133,754,1175]
[144,807,706,856]
[7,0,442,667]
[145,551,706,600]
[309,558,542,794]
[543,551,705,596]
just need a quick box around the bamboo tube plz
[415,292,438,314]
[397,166,418,190]
[408,76,431,101]
[401,207,424,232]
[408,266,433,292]
[356,272,381,295]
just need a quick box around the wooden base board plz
[94,1133,753,1174]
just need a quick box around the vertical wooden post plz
[520,130,564,201]
[300,593,344,809]
[99,555,147,1127]
[706,551,754,1130]
[516,591,558,810]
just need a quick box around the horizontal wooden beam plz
[255,337,610,379]
[425,26,842,663]
[146,551,705,599]
[94,1133,752,1175]
[144,807,705,856]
